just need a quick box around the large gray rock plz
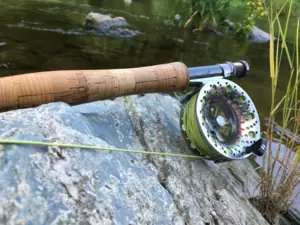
[222,20,274,43]
[278,208,300,225]
[83,12,141,38]
[248,26,273,43]
[0,94,269,225]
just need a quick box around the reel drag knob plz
[180,79,263,161]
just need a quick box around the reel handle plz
[0,62,189,112]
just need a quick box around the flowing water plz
[0,0,299,214]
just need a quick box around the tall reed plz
[254,0,300,224]
[184,0,231,30]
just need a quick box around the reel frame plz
[181,63,267,163]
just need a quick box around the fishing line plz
[0,139,205,159]
[183,93,221,158]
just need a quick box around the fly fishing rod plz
[0,60,266,162]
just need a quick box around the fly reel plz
[180,79,266,162]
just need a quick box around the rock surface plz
[278,208,300,225]
[83,12,141,38]
[0,94,270,225]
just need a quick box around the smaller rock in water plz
[0,62,15,68]
[174,14,181,21]
[173,37,184,43]
[124,0,132,5]
[84,12,128,31]
[21,21,41,25]
[193,40,209,45]
[83,12,141,38]
[0,42,6,47]
[205,28,223,36]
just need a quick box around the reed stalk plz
[253,0,300,224]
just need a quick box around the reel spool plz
[180,79,266,162]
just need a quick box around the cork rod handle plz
[0,62,189,112]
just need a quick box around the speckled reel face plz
[182,79,261,160]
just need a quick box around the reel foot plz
[245,138,267,157]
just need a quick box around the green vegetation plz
[183,0,268,37]
[269,0,300,15]
[251,0,300,224]
[232,1,267,38]
[184,0,231,31]
[182,0,299,40]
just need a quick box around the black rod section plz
[188,61,249,81]
[188,65,223,79]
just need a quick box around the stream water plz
[0,0,299,215]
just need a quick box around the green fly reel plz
[180,78,266,162]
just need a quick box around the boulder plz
[248,26,273,43]
[0,94,270,225]
[83,12,141,38]
[221,20,274,43]
[84,12,128,30]
[278,208,300,225]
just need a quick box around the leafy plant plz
[251,0,300,224]
[233,1,267,38]
[184,0,231,31]
[265,0,300,16]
